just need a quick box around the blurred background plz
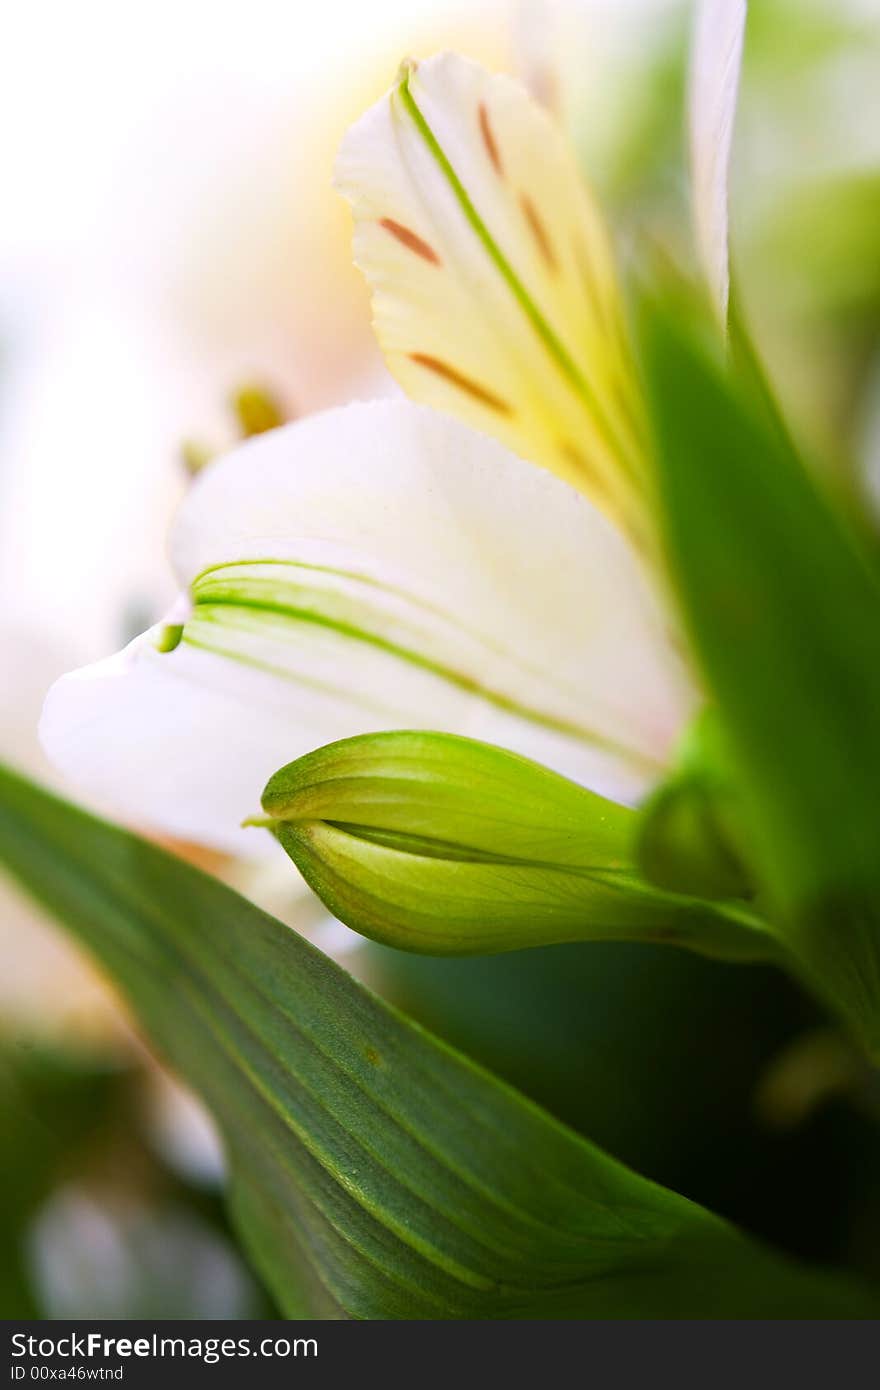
[2,0,880,1318]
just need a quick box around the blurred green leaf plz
[0,1042,123,1316]
[640,297,880,1057]
[261,731,770,961]
[0,763,877,1316]
[745,0,877,81]
[753,173,880,324]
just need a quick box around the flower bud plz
[256,732,771,960]
[636,711,753,902]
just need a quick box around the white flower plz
[40,4,745,855]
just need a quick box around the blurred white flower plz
[27,1185,263,1319]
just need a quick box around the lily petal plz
[689,0,747,323]
[335,53,650,545]
[41,402,694,853]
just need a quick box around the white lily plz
[40,3,745,857]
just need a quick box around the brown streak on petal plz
[576,235,600,306]
[520,194,557,271]
[574,233,613,333]
[478,102,503,177]
[559,441,604,495]
[529,65,559,115]
[409,354,513,415]
[379,218,441,265]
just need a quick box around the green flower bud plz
[636,711,754,902]
[256,732,773,960]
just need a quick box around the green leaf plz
[0,762,877,1317]
[640,298,880,1057]
[0,1043,124,1316]
[751,170,880,322]
[260,731,772,962]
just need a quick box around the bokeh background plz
[3,0,880,1317]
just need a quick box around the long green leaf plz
[0,763,875,1317]
[640,300,880,1059]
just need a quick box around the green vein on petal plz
[182,579,666,778]
[180,632,406,719]
[188,559,665,768]
[193,556,585,695]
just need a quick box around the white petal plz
[689,0,747,323]
[42,402,694,852]
[335,53,650,544]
